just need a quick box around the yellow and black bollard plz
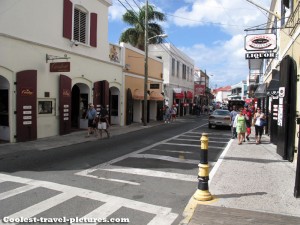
[194,133,213,201]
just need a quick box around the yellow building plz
[120,43,164,125]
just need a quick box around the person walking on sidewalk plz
[163,105,171,123]
[253,107,266,144]
[230,106,238,139]
[85,103,97,137]
[234,108,246,145]
[243,105,252,141]
[98,105,110,139]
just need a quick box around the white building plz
[228,80,247,100]
[0,0,123,143]
[148,43,194,116]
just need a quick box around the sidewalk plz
[185,129,300,224]
[0,120,163,156]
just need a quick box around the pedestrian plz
[85,103,97,137]
[230,105,238,139]
[243,105,252,141]
[171,106,177,122]
[163,105,171,123]
[234,108,246,145]
[253,107,266,144]
[98,105,110,139]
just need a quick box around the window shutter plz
[63,0,73,39]
[90,13,97,47]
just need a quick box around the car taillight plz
[209,116,215,119]
[224,116,230,120]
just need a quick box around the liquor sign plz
[245,52,276,59]
[194,84,205,96]
[50,62,70,72]
[245,33,277,51]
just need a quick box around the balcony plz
[285,1,300,36]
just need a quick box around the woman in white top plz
[253,108,266,144]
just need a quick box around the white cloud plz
[171,0,271,36]
[179,33,249,86]
[108,0,273,86]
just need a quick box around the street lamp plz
[143,1,168,126]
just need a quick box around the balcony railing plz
[285,1,300,36]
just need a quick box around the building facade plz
[120,43,164,125]
[248,0,300,197]
[228,81,247,100]
[148,43,194,116]
[0,0,124,143]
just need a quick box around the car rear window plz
[213,110,230,115]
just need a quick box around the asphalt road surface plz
[0,116,231,225]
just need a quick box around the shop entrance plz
[71,83,89,130]
[0,75,9,143]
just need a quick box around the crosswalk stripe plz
[148,212,179,225]
[151,149,194,154]
[79,172,140,186]
[132,154,199,164]
[162,142,225,149]
[174,138,228,144]
[0,184,36,200]
[180,134,230,140]
[0,173,178,224]
[100,166,197,182]
[3,192,75,224]
[76,200,122,225]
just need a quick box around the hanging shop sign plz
[245,52,276,59]
[194,84,205,96]
[50,62,70,72]
[245,33,277,51]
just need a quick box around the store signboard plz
[245,33,277,51]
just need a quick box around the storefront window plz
[38,101,52,114]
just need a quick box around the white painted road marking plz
[0,173,178,225]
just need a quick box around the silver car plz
[208,109,231,129]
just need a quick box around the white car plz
[208,109,231,129]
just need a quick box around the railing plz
[285,1,300,36]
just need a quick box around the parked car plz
[208,109,231,129]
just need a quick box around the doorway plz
[71,83,89,130]
[0,76,9,142]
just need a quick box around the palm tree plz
[119,4,166,51]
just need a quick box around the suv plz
[228,100,245,111]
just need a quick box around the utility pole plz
[143,0,149,126]
[245,0,281,20]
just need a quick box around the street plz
[0,116,232,225]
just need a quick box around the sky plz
[108,0,272,88]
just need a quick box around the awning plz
[186,91,193,99]
[174,91,184,99]
[254,83,267,98]
[133,89,149,100]
[150,91,164,101]
[267,80,279,97]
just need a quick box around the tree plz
[119,4,166,50]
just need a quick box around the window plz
[38,101,53,114]
[171,58,175,76]
[182,64,186,79]
[177,61,180,77]
[63,0,97,47]
[73,8,87,44]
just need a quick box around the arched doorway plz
[71,83,89,130]
[0,75,10,143]
[110,86,120,125]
